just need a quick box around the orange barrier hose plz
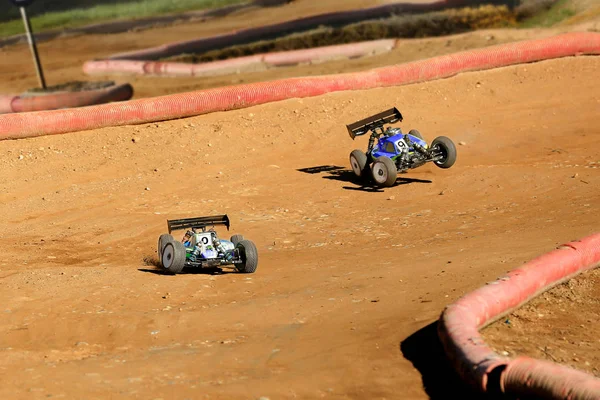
[0,84,133,115]
[502,357,600,399]
[83,40,397,77]
[0,95,14,114]
[438,233,600,399]
[1,32,599,140]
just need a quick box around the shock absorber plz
[368,132,376,152]
[411,138,429,155]
[190,244,201,262]
[213,236,233,262]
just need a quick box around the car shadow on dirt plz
[401,321,484,400]
[138,267,235,276]
[139,257,235,275]
[297,165,432,192]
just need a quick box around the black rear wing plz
[346,107,403,139]
[167,214,230,233]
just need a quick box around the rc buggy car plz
[347,107,457,187]
[157,215,258,274]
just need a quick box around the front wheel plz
[230,234,244,246]
[408,129,424,140]
[349,149,368,178]
[236,239,258,273]
[431,136,457,169]
[161,239,187,274]
[157,234,174,264]
[371,156,397,187]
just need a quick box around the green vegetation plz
[518,0,576,27]
[0,0,580,42]
[164,1,583,64]
[0,0,245,38]
[167,5,516,63]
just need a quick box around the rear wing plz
[346,107,403,139]
[167,214,230,233]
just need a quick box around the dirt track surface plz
[1,54,599,398]
[1,0,600,398]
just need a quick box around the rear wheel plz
[230,234,244,246]
[371,156,397,187]
[431,136,457,169]
[349,149,368,178]
[157,234,174,264]
[161,239,186,274]
[408,129,423,140]
[236,239,258,273]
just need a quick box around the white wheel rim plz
[434,144,447,165]
[372,162,387,183]
[162,244,174,268]
[350,155,361,176]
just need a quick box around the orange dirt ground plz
[0,1,599,399]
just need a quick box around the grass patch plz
[518,0,576,27]
[0,0,245,38]
[166,5,516,63]
[558,4,600,26]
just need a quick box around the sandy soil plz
[1,1,600,399]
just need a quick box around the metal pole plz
[19,6,46,89]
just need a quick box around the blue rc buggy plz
[157,215,258,274]
[347,107,457,187]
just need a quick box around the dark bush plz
[166,5,515,63]
[515,0,559,21]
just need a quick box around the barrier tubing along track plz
[1,32,599,140]
[0,84,133,115]
[83,40,398,78]
[439,233,600,399]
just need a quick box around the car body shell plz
[185,232,235,260]
[370,132,428,161]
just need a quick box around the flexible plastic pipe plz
[0,83,133,115]
[84,55,266,77]
[262,39,397,66]
[83,60,147,76]
[148,56,267,77]
[1,32,599,139]
[438,233,600,399]
[0,95,14,114]
[83,40,397,77]
[502,357,600,399]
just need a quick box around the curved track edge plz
[438,233,600,399]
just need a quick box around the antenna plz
[9,0,47,89]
